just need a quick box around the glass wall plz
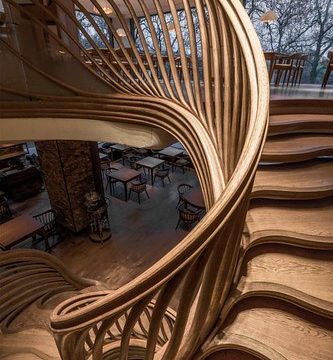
[75,10,112,49]
[132,9,202,57]
[245,0,333,84]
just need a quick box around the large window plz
[75,10,112,49]
[133,9,202,57]
[245,0,333,84]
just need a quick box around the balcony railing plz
[0,1,269,359]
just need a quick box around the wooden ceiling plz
[78,0,194,18]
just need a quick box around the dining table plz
[0,215,49,251]
[107,167,141,201]
[110,144,131,161]
[183,188,205,210]
[135,156,165,185]
[158,146,183,160]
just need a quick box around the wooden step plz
[261,134,333,163]
[0,328,60,360]
[245,198,333,250]
[213,300,333,360]
[235,245,333,317]
[252,159,333,200]
[269,114,333,136]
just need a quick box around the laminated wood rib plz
[245,198,333,250]
[204,300,333,360]
[268,113,333,135]
[0,0,269,358]
[252,159,333,200]
[261,134,333,163]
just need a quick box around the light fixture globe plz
[116,28,127,37]
[260,10,278,23]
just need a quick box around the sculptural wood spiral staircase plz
[0,1,332,359]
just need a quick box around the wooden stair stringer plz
[252,159,333,200]
[261,134,333,163]
[0,328,60,360]
[206,302,333,360]
[268,113,333,136]
[244,197,333,251]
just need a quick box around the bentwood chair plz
[176,206,201,230]
[0,200,12,224]
[273,54,293,86]
[105,170,119,195]
[176,183,193,209]
[322,52,333,88]
[153,167,171,187]
[172,154,191,174]
[33,209,60,250]
[290,53,308,86]
[129,179,149,204]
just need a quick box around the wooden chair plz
[129,179,149,204]
[33,209,58,250]
[290,53,308,86]
[273,54,292,86]
[173,154,191,174]
[105,170,119,195]
[176,183,193,209]
[175,207,201,230]
[322,52,333,88]
[153,167,171,186]
[0,200,12,224]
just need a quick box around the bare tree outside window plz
[244,0,333,84]
[75,10,112,49]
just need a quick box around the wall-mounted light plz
[260,10,278,24]
[167,22,175,32]
[116,28,127,38]
[92,5,113,15]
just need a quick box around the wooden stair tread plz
[237,248,333,315]
[0,328,60,360]
[216,306,333,360]
[269,114,333,135]
[261,134,333,163]
[246,198,333,249]
[252,159,333,199]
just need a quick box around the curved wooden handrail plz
[0,249,98,332]
[0,0,269,358]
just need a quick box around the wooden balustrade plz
[0,0,269,359]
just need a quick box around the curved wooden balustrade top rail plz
[0,0,269,359]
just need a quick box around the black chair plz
[173,154,191,174]
[33,209,59,250]
[105,170,119,195]
[176,207,201,230]
[176,183,193,209]
[129,179,149,204]
[153,167,171,186]
[0,200,12,224]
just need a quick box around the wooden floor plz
[10,165,201,290]
[270,84,333,100]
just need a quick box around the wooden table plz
[109,162,123,171]
[0,215,49,251]
[107,167,140,201]
[183,188,205,210]
[135,156,165,185]
[110,144,131,161]
[158,146,183,159]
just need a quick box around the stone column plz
[35,140,103,233]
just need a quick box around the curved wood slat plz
[252,159,333,200]
[261,134,333,163]
[209,302,333,360]
[0,0,269,358]
[245,197,333,250]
